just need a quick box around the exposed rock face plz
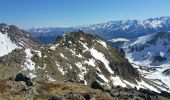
[91,81,104,90]
[162,69,170,76]
[15,73,33,86]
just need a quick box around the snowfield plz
[122,32,170,92]
[89,48,114,74]
[0,32,19,57]
[22,49,36,78]
[109,38,129,43]
[97,40,108,49]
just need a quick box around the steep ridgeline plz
[29,16,170,44]
[0,23,39,56]
[0,30,168,94]
[122,32,170,92]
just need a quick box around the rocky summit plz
[0,24,170,100]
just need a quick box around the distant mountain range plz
[29,16,170,44]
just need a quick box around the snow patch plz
[22,49,36,79]
[137,80,161,93]
[46,75,55,81]
[159,52,165,57]
[56,61,67,75]
[97,40,108,49]
[84,59,96,67]
[60,53,67,59]
[109,38,129,43]
[76,54,83,58]
[28,73,36,79]
[110,76,126,87]
[110,75,161,93]
[98,74,109,83]
[75,62,87,80]
[145,64,170,92]
[0,32,19,57]
[34,50,42,58]
[23,49,35,71]
[131,34,154,45]
[67,47,76,55]
[50,44,59,50]
[149,19,162,28]
[80,42,88,52]
[89,48,114,74]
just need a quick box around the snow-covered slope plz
[0,23,39,57]
[109,38,129,43]
[123,32,170,66]
[122,32,170,92]
[0,32,19,56]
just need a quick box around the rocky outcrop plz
[162,69,170,76]
[15,73,33,86]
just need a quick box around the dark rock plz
[162,69,170,76]
[153,55,167,62]
[90,81,103,90]
[160,91,170,98]
[15,73,33,86]
[110,62,140,81]
[79,80,85,84]
[49,96,62,100]
[83,94,90,100]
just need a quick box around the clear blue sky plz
[0,0,170,28]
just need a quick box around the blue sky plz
[0,0,170,28]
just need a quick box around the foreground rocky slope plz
[0,77,113,100]
[0,76,170,100]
